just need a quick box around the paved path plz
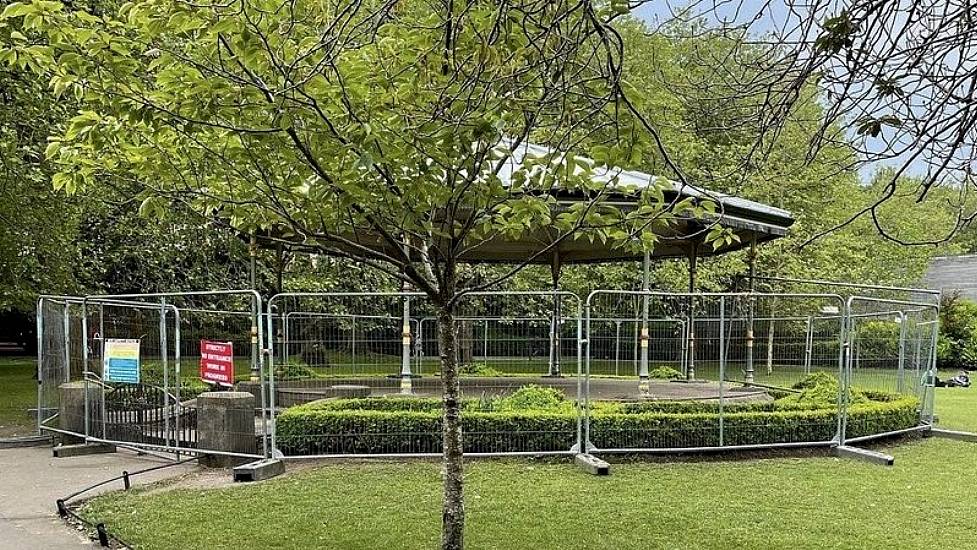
[0,445,197,549]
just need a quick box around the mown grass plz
[933,386,977,432]
[0,356,36,435]
[78,384,977,550]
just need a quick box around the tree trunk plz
[437,303,465,550]
[766,321,775,375]
[458,319,473,366]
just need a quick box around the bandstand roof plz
[252,141,794,265]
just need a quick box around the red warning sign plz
[200,340,234,387]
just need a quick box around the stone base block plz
[201,453,251,469]
[834,445,894,466]
[575,453,611,476]
[53,443,116,458]
[197,391,257,468]
[233,459,286,482]
[930,428,977,443]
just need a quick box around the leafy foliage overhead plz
[0,0,737,306]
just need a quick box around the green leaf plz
[0,2,30,19]
[43,140,61,159]
[51,172,70,191]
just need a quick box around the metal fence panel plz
[841,296,938,444]
[266,291,582,458]
[36,296,87,435]
[36,292,266,458]
[584,291,847,453]
[38,286,940,459]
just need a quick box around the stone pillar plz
[59,381,100,444]
[197,392,257,468]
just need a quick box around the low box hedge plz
[291,394,846,415]
[275,394,920,455]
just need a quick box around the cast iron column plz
[548,250,563,377]
[745,237,757,385]
[400,279,413,394]
[639,249,651,394]
[687,242,698,382]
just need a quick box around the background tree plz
[936,292,977,372]
[606,16,965,291]
[1,6,275,311]
[0,22,81,312]
[628,0,977,246]
[500,18,966,297]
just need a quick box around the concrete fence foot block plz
[0,435,52,449]
[575,453,611,476]
[930,428,977,443]
[53,443,116,458]
[834,445,894,466]
[233,459,285,482]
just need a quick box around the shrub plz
[298,394,625,414]
[138,366,209,399]
[854,320,901,365]
[459,363,503,377]
[275,363,319,380]
[791,371,837,390]
[845,397,922,438]
[275,407,578,455]
[493,385,567,411]
[648,366,683,380]
[621,399,808,414]
[938,292,977,371]
[299,396,444,412]
[276,390,920,455]
[783,372,866,407]
[179,378,211,398]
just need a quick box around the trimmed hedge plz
[276,408,577,455]
[276,394,920,455]
[300,396,445,413]
[295,395,838,415]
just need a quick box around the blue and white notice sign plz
[103,339,141,384]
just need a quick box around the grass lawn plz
[78,385,977,550]
[0,356,36,436]
[933,386,976,432]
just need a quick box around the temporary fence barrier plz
[265,291,582,458]
[36,291,268,460]
[37,285,940,460]
[581,291,849,453]
[840,295,939,445]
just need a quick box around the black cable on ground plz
[56,455,199,548]
[59,504,132,549]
